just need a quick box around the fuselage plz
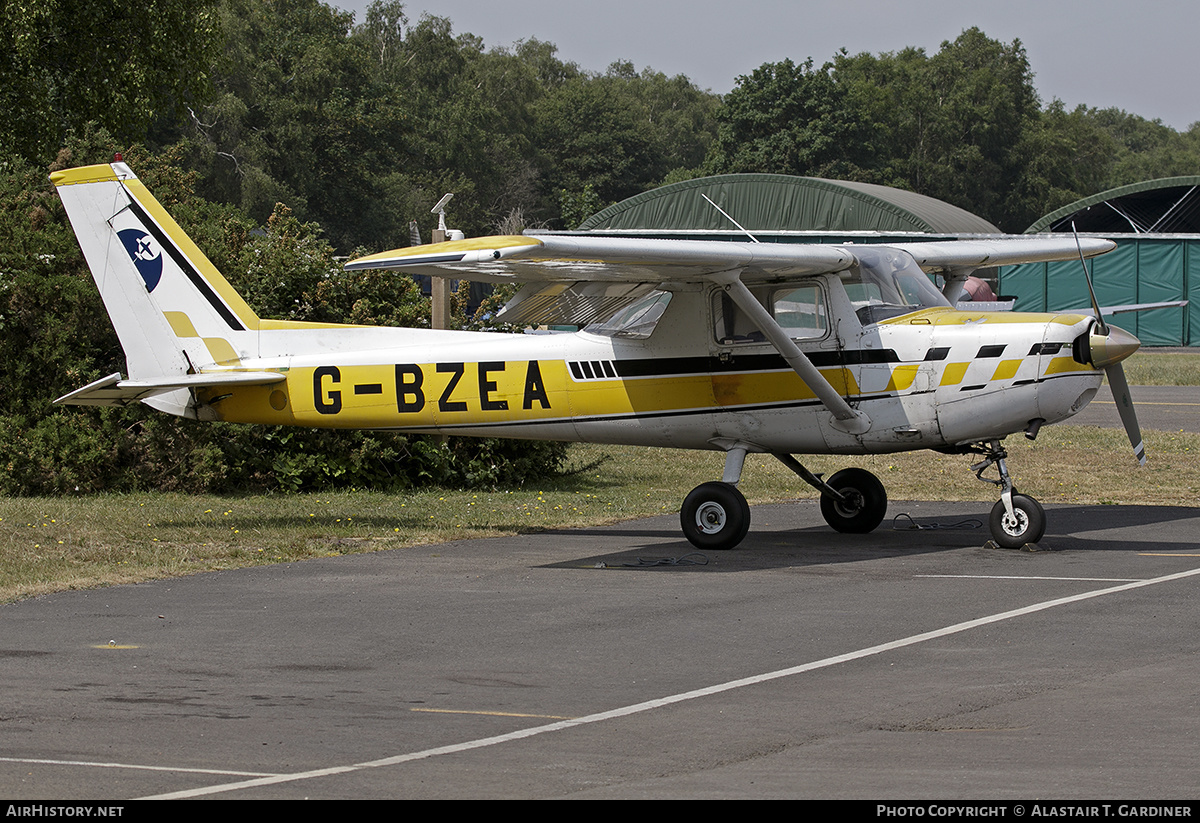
[196,276,1105,455]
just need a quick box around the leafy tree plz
[1007,101,1120,226]
[707,29,1045,229]
[0,0,221,163]
[0,135,566,495]
[706,57,873,181]
[1090,108,1200,185]
[186,0,394,250]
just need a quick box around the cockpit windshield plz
[841,247,950,325]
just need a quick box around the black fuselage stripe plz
[613,349,901,378]
[125,195,246,331]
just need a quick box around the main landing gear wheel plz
[989,493,1046,548]
[819,468,888,533]
[680,482,751,550]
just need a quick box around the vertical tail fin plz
[51,162,262,384]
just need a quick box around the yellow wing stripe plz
[49,165,119,187]
[351,235,541,265]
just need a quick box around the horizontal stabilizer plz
[55,371,286,407]
[1085,300,1188,317]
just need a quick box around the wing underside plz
[344,234,858,284]
[495,281,663,327]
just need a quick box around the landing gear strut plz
[679,447,893,551]
[774,453,888,534]
[971,440,1046,548]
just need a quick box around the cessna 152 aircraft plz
[53,161,1147,551]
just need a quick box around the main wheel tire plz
[819,468,888,534]
[989,494,1046,548]
[680,482,751,550]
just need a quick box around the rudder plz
[51,162,262,382]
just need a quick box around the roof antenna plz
[701,193,759,243]
[432,193,454,234]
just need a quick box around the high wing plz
[346,233,1117,326]
[889,237,1117,274]
[345,233,1117,284]
[343,234,857,283]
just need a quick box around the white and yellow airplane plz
[52,161,1146,550]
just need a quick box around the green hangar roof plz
[1026,176,1200,234]
[578,173,1001,235]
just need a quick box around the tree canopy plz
[705,28,1200,231]
[7,6,1196,238]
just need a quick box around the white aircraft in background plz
[53,161,1147,551]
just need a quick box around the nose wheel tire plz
[989,493,1046,548]
[681,482,751,550]
[820,468,888,533]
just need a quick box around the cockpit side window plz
[771,285,827,340]
[713,284,827,344]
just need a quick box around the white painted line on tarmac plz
[0,756,276,777]
[141,564,1200,799]
[916,574,1142,582]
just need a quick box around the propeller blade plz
[1070,224,1143,465]
[1073,221,1108,336]
[1105,362,1146,466]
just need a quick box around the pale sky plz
[332,0,1199,131]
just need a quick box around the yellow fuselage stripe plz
[201,353,1094,430]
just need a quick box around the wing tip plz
[344,235,542,271]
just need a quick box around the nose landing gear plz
[971,440,1046,548]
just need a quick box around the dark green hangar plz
[578,173,1001,236]
[573,173,1196,346]
[1001,177,1200,346]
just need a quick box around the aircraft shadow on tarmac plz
[538,503,1200,573]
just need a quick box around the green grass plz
[4,425,1199,604]
[1119,351,1200,386]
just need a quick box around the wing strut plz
[711,271,870,434]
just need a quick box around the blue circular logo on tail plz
[117,229,163,292]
